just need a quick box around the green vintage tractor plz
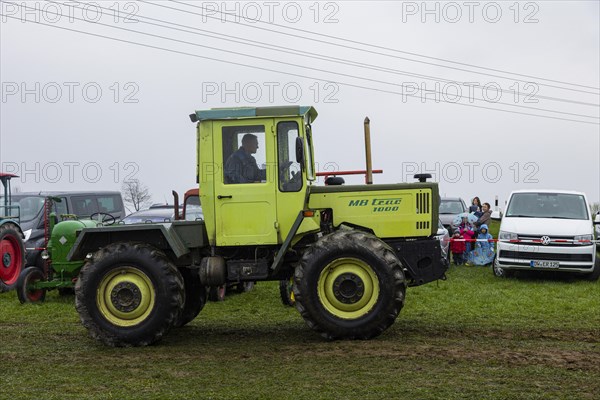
[0,173,26,292]
[68,106,446,347]
[16,197,115,303]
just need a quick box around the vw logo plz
[540,236,551,245]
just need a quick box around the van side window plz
[72,196,99,217]
[54,197,68,217]
[97,195,122,213]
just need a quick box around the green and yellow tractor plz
[67,106,446,347]
[15,197,115,303]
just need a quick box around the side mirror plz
[594,212,600,225]
[295,137,305,169]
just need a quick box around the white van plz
[493,190,599,280]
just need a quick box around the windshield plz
[439,200,464,214]
[1,195,45,222]
[506,193,589,220]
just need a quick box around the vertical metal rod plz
[364,117,373,184]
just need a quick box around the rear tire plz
[294,230,406,340]
[75,242,184,347]
[0,223,25,293]
[16,266,47,304]
[174,268,207,328]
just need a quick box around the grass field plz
[1,250,598,400]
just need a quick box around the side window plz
[222,125,266,184]
[71,196,99,217]
[54,197,68,217]
[277,121,302,192]
[97,195,122,213]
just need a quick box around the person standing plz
[469,197,483,218]
[474,203,492,229]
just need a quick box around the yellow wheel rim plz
[97,267,155,327]
[317,257,380,319]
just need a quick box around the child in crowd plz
[458,217,475,254]
[450,231,466,265]
[466,224,495,266]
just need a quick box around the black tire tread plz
[293,230,406,340]
[75,242,184,347]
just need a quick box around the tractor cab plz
[190,106,319,247]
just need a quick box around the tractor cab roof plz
[190,106,317,123]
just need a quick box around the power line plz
[9,1,598,121]
[47,0,599,108]
[1,12,598,126]
[162,0,600,94]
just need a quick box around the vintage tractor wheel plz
[174,268,207,328]
[294,230,406,340]
[16,266,47,304]
[208,285,226,301]
[75,242,184,347]
[279,277,295,307]
[0,223,25,293]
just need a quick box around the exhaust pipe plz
[364,117,373,184]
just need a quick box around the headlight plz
[22,229,32,242]
[499,231,518,241]
[574,234,593,244]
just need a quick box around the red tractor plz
[0,173,26,292]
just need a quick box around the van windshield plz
[0,195,45,222]
[506,193,589,220]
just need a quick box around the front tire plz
[584,257,600,281]
[0,223,25,293]
[16,266,46,304]
[492,256,514,278]
[294,230,406,340]
[75,242,184,347]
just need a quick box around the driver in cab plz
[224,134,266,184]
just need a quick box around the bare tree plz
[590,202,600,216]
[121,179,151,212]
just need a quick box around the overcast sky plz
[1,0,599,211]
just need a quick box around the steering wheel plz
[282,170,302,191]
[89,212,116,225]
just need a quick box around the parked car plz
[439,197,468,233]
[8,191,125,269]
[121,207,178,224]
[494,190,600,280]
[435,220,450,262]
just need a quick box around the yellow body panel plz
[308,184,438,238]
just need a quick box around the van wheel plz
[584,258,600,281]
[492,256,513,278]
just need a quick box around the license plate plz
[530,260,559,269]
